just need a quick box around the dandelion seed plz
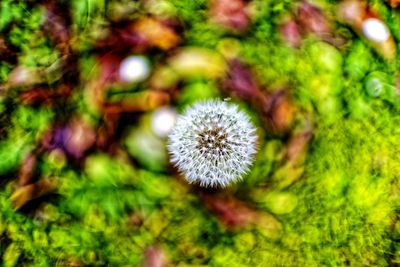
[167,100,257,187]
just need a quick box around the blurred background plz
[1,0,400,266]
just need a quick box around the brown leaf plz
[262,90,296,134]
[133,17,181,51]
[97,16,181,53]
[9,67,42,87]
[0,37,17,63]
[11,178,57,210]
[95,24,148,54]
[103,91,170,114]
[43,2,72,54]
[19,85,72,106]
[387,0,400,8]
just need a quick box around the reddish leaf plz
[43,2,72,54]
[285,129,313,164]
[96,17,180,53]
[17,152,37,187]
[19,85,72,106]
[297,1,331,36]
[132,17,181,51]
[222,59,261,101]
[97,54,123,84]
[280,20,302,48]
[297,1,346,47]
[201,192,283,238]
[201,192,257,228]
[261,90,296,134]
[209,0,250,32]
[143,246,168,267]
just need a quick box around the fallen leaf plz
[11,178,58,210]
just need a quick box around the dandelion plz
[168,100,257,187]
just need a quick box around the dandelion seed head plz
[167,100,257,187]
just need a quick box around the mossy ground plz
[1,0,400,266]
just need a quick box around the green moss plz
[0,135,31,175]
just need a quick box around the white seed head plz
[167,100,257,187]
